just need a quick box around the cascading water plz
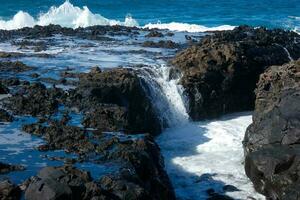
[137,65,189,128]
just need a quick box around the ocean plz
[0,0,299,32]
[0,1,297,200]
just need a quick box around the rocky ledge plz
[171,25,300,120]
[243,59,300,199]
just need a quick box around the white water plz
[0,1,235,33]
[157,113,265,200]
[137,65,189,127]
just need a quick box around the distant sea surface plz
[0,0,299,32]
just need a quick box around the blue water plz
[0,0,299,30]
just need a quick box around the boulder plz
[172,25,300,120]
[0,162,24,174]
[243,59,300,199]
[68,68,162,135]
[0,180,21,200]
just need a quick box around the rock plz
[172,25,300,120]
[145,30,164,38]
[0,162,25,174]
[142,40,179,49]
[243,59,300,199]
[0,109,13,122]
[24,166,111,200]
[4,82,65,116]
[82,105,127,132]
[0,61,35,73]
[0,180,21,200]
[0,83,8,94]
[22,120,175,200]
[68,68,162,135]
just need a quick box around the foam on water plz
[157,113,265,200]
[0,1,236,33]
[144,22,235,33]
[0,1,138,30]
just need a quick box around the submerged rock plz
[243,59,300,199]
[0,162,25,174]
[172,25,300,120]
[3,82,65,116]
[142,40,179,49]
[0,61,35,73]
[22,121,175,200]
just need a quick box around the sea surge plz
[0,0,235,32]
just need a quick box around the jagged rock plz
[3,82,65,116]
[145,30,164,38]
[172,25,300,120]
[0,162,25,174]
[142,40,179,49]
[0,180,21,200]
[243,59,300,199]
[68,68,162,135]
[0,61,35,73]
[24,166,114,200]
[21,126,175,200]
[0,109,13,122]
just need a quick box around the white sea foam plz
[0,1,138,30]
[0,1,235,33]
[144,22,235,32]
[157,113,265,199]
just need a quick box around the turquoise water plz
[0,0,299,31]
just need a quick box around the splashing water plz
[0,1,139,30]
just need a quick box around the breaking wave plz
[0,0,235,32]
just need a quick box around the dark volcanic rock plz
[22,121,175,200]
[0,61,35,73]
[68,68,162,135]
[0,180,21,200]
[145,30,164,38]
[0,162,25,174]
[172,25,300,120]
[25,166,113,200]
[0,109,13,122]
[4,82,65,116]
[0,83,9,94]
[243,59,300,199]
[142,40,179,49]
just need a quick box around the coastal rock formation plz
[172,25,300,120]
[0,162,24,174]
[22,121,175,200]
[68,68,162,135]
[243,59,300,199]
[0,180,21,200]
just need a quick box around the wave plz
[144,22,235,32]
[0,0,235,32]
[0,1,138,30]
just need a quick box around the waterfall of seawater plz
[137,65,189,128]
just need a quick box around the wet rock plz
[0,180,21,200]
[145,30,164,38]
[22,123,175,200]
[82,105,127,132]
[172,25,300,120]
[0,162,25,174]
[24,166,113,200]
[0,109,13,122]
[0,51,23,58]
[0,61,35,73]
[243,59,300,199]
[0,83,9,94]
[68,68,162,135]
[4,82,65,116]
[142,40,179,49]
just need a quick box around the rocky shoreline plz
[0,24,299,200]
